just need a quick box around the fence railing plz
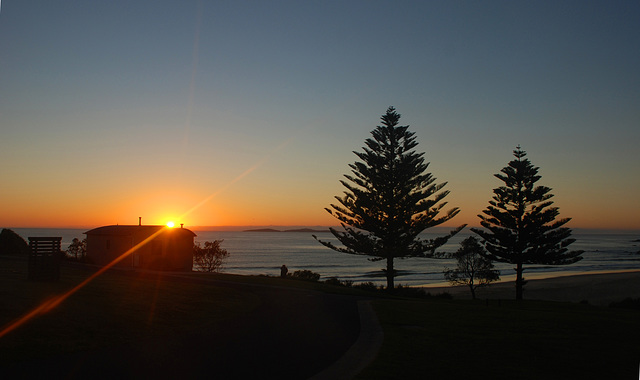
[28,237,62,281]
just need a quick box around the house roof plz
[84,225,196,237]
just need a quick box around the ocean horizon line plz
[4,225,640,234]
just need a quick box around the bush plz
[354,282,382,292]
[0,229,29,255]
[324,277,354,287]
[375,285,453,299]
[324,277,342,286]
[395,285,429,298]
[290,269,321,282]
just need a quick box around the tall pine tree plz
[471,146,583,300]
[315,107,464,291]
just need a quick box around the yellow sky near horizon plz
[2,163,638,231]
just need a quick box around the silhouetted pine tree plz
[471,146,583,300]
[315,107,464,291]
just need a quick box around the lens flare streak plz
[0,228,167,339]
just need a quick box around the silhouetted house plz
[84,224,196,271]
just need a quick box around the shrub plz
[396,285,429,298]
[193,240,229,272]
[0,229,29,255]
[324,277,354,287]
[354,282,381,292]
[324,277,342,286]
[291,269,321,282]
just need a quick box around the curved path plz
[311,300,384,380]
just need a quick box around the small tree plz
[315,107,464,291]
[66,238,86,261]
[444,236,500,299]
[193,240,229,272]
[471,146,583,300]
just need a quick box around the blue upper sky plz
[1,1,638,229]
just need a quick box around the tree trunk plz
[386,256,395,292]
[515,262,524,300]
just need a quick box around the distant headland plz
[244,228,329,233]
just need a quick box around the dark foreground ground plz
[0,259,361,379]
[5,255,640,380]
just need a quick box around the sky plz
[0,1,638,230]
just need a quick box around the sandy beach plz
[424,270,640,306]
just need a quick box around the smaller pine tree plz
[471,146,583,300]
[444,236,500,299]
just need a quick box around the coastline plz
[423,269,640,306]
[7,227,640,288]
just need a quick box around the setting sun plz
[166,221,175,228]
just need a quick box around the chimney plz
[138,217,142,226]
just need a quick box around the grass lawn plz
[1,255,639,379]
[357,297,640,379]
[0,258,260,364]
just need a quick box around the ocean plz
[9,227,640,287]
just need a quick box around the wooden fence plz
[28,237,62,281]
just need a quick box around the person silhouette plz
[280,264,288,277]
